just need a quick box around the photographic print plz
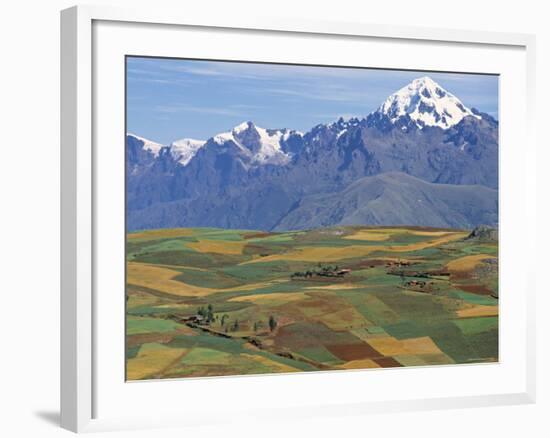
[125,57,498,380]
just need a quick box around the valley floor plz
[126,226,498,380]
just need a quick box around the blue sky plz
[126,57,499,145]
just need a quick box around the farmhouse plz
[336,269,352,277]
[183,314,205,324]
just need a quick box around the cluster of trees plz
[291,264,341,279]
[196,304,215,323]
[250,316,277,332]
[218,313,240,333]
[196,304,278,334]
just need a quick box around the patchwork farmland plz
[126,226,498,380]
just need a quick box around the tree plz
[269,315,277,332]
[206,304,214,323]
[253,322,258,332]
[221,314,229,326]
[232,319,240,332]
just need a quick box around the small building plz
[336,269,352,277]
[184,314,205,324]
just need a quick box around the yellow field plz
[456,305,499,318]
[187,239,247,255]
[229,291,307,304]
[344,228,454,241]
[242,232,467,264]
[241,354,300,373]
[446,254,494,272]
[222,280,287,293]
[394,353,455,367]
[409,230,459,236]
[128,262,283,297]
[343,230,391,241]
[367,336,443,356]
[305,283,367,291]
[386,232,468,252]
[126,343,187,380]
[128,228,195,240]
[340,358,381,369]
[127,262,213,297]
[126,291,160,308]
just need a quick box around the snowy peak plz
[127,133,164,156]
[127,133,205,166]
[254,126,291,165]
[170,138,206,166]
[377,76,480,129]
[212,121,302,166]
[129,121,305,169]
[233,120,255,135]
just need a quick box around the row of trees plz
[196,305,277,333]
[291,264,341,279]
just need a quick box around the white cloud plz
[154,104,245,117]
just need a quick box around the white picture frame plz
[60,4,537,433]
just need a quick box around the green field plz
[125,226,498,380]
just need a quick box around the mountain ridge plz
[126,76,498,231]
[273,172,498,231]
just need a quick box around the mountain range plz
[126,76,498,231]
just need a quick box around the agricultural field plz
[126,226,498,380]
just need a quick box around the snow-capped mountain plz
[376,76,480,129]
[127,133,164,156]
[212,121,303,166]
[127,133,205,167]
[126,76,498,231]
[169,138,206,166]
